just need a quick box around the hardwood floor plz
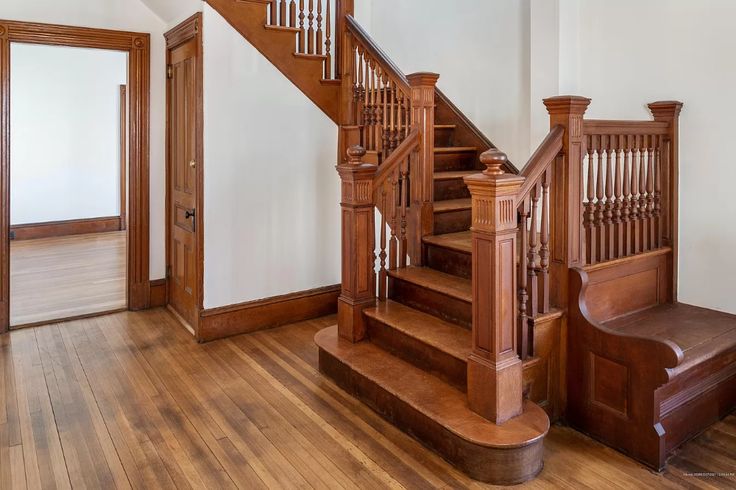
[0,309,733,489]
[10,232,126,327]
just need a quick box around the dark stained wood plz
[119,84,127,231]
[165,14,204,332]
[0,19,151,332]
[198,284,339,342]
[149,279,168,308]
[10,217,123,241]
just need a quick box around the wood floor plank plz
[1,309,735,490]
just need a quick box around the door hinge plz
[9,230,15,241]
[167,64,173,79]
[166,265,172,278]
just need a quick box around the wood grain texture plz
[10,217,123,241]
[0,19,151,330]
[0,309,733,489]
[10,232,127,328]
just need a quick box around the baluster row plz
[583,134,663,264]
[517,168,552,360]
[268,0,335,79]
[376,153,412,299]
[350,44,410,161]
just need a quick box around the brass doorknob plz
[189,160,196,168]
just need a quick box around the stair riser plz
[434,209,472,235]
[434,128,455,147]
[366,316,467,392]
[389,276,471,329]
[318,347,546,485]
[434,178,471,201]
[434,152,478,172]
[425,244,472,279]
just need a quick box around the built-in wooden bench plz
[568,248,736,470]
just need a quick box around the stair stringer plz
[205,0,340,122]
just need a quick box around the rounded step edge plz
[315,325,549,485]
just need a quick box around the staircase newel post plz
[648,100,683,301]
[542,96,591,309]
[464,150,526,424]
[407,72,440,265]
[336,145,377,343]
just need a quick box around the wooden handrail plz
[517,125,564,202]
[373,128,420,190]
[344,15,410,93]
[584,119,669,136]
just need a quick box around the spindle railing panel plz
[581,125,667,265]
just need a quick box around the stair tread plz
[316,325,549,448]
[424,231,473,254]
[433,170,477,181]
[435,147,478,154]
[435,124,457,130]
[294,52,328,60]
[434,198,471,213]
[264,25,301,33]
[388,266,472,303]
[366,300,471,361]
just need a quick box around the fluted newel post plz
[648,101,682,300]
[407,72,439,264]
[543,96,591,308]
[336,145,377,342]
[464,150,525,424]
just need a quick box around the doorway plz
[165,14,204,333]
[0,20,152,333]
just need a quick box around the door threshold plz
[9,307,129,331]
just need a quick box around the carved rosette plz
[0,24,8,40]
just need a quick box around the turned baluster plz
[397,91,404,142]
[372,68,380,154]
[399,158,409,268]
[528,184,540,320]
[585,140,597,265]
[539,167,551,314]
[270,0,278,25]
[298,0,306,52]
[622,136,633,256]
[654,135,663,248]
[613,135,624,259]
[631,137,641,254]
[518,197,531,361]
[639,135,649,252]
[389,81,397,151]
[381,75,390,158]
[604,135,615,260]
[315,0,323,55]
[324,0,332,78]
[378,183,388,300]
[389,174,399,271]
[595,136,606,262]
[280,0,287,26]
[289,0,296,28]
[363,60,372,150]
[647,135,656,248]
[307,0,315,54]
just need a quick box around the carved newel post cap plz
[480,149,507,176]
[346,145,367,164]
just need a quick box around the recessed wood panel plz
[590,353,629,417]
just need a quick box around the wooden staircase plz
[203,0,736,484]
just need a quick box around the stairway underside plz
[316,326,549,485]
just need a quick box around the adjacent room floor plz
[0,310,733,489]
[9,231,127,327]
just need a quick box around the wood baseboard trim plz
[197,284,340,342]
[150,279,168,308]
[10,216,124,241]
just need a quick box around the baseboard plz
[10,216,124,240]
[150,279,168,308]
[197,284,340,342]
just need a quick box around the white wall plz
[10,44,127,225]
[365,0,531,166]
[202,4,340,308]
[573,0,736,314]
[0,0,167,279]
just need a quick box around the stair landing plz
[316,326,549,485]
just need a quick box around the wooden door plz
[167,37,199,328]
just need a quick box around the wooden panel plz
[149,279,167,308]
[0,20,151,331]
[590,353,628,417]
[198,284,340,342]
[10,217,123,241]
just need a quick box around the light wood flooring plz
[0,310,734,489]
[10,232,126,327]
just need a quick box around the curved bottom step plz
[315,325,549,485]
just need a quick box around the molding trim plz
[198,285,340,342]
[150,279,168,308]
[11,216,123,241]
[0,19,151,332]
[164,12,201,49]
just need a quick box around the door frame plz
[164,13,204,334]
[0,20,152,333]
